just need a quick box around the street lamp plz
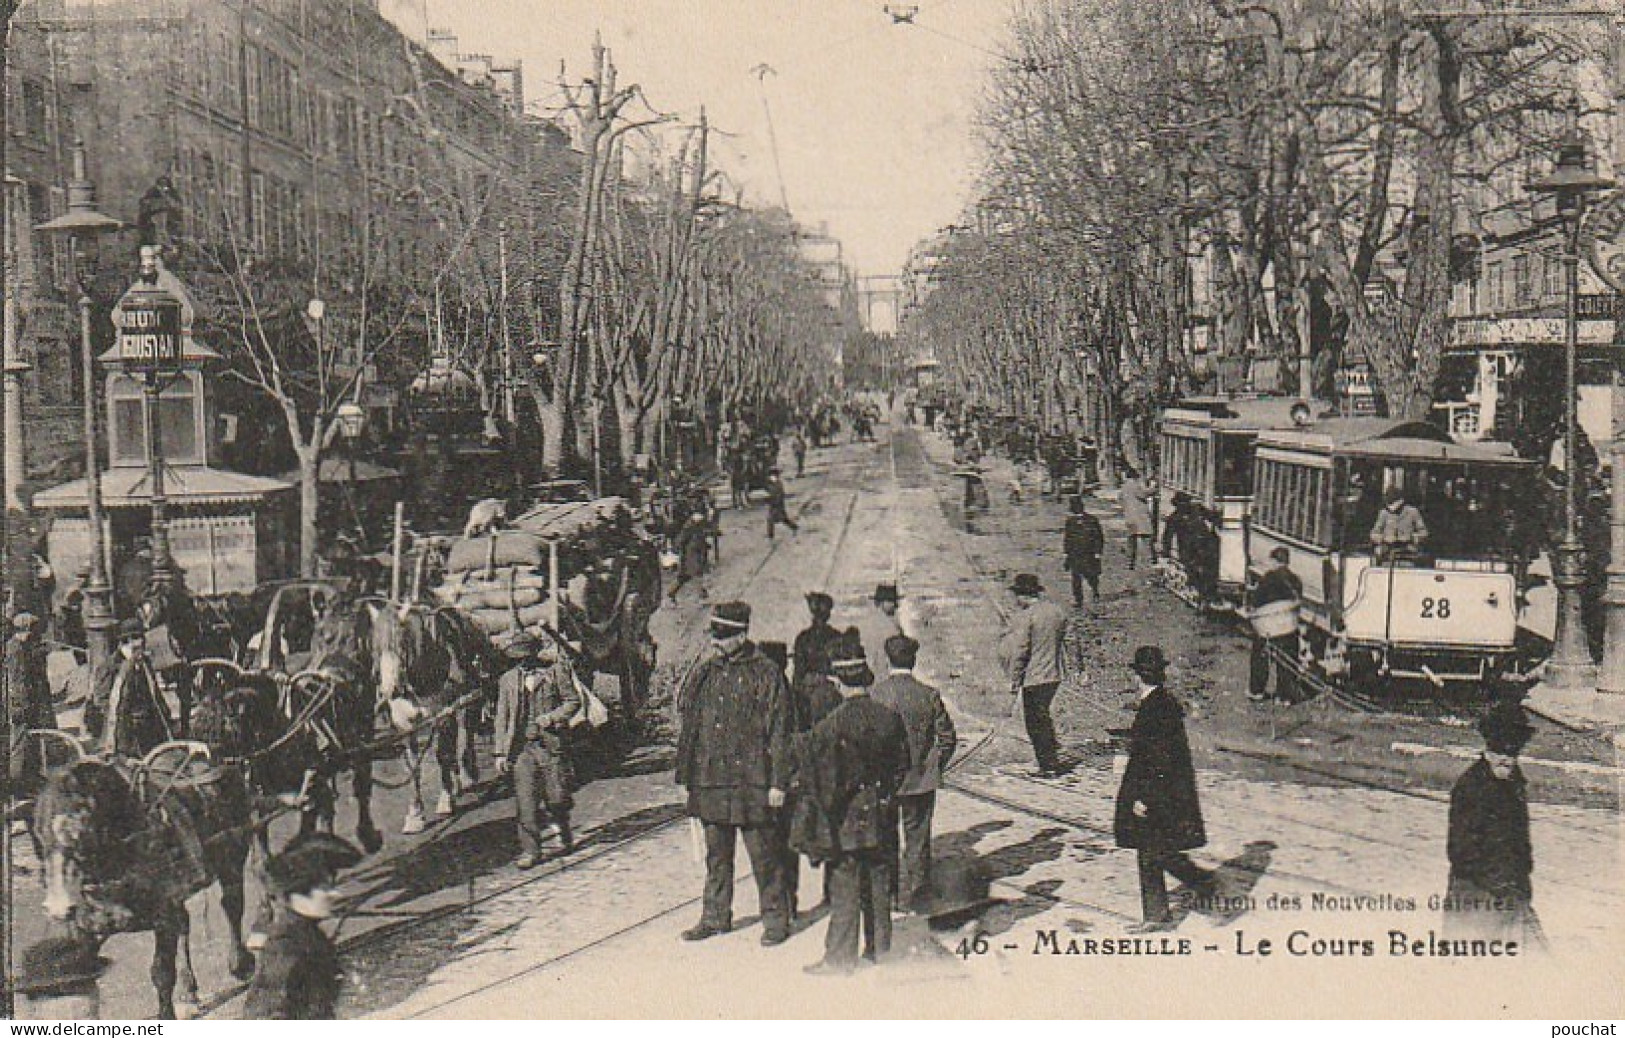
[336,400,366,542]
[34,139,124,728]
[114,246,186,590]
[1527,96,1614,691]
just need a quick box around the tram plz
[1246,419,1540,691]
[1157,397,1302,604]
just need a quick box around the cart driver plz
[1370,485,1429,563]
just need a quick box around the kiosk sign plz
[117,293,182,368]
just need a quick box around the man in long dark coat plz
[1114,645,1217,929]
[101,617,175,759]
[792,591,839,688]
[675,601,792,946]
[1444,700,1545,948]
[6,612,55,796]
[1063,496,1105,609]
[797,632,909,975]
[869,634,956,915]
[243,834,362,1020]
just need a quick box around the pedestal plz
[1545,537,1598,691]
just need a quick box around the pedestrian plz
[863,582,907,678]
[782,623,845,919]
[869,634,956,915]
[1063,496,1104,608]
[792,591,840,689]
[1443,700,1545,948]
[674,602,793,946]
[101,617,174,759]
[999,573,1068,777]
[791,427,808,478]
[493,632,582,868]
[1247,546,1302,702]
[766,468,798,540]
[1120,469,1156,570]
[12,936,110,1020]
[795,631,909,975]
[666,509,711,602]
[243,833,363,1020]
[1114,646,1217,931]
[7,612,55,800]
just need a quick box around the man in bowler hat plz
[796,631,910,975]
[675,601,793,946]
[244,833,363,1019]
[1000,573,1069,777]
[1114,646,1217,929]
[1444,700,1545,947]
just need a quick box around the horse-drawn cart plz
[430,496,662,721]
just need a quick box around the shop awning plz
[33,465,294,509]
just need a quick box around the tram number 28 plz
[1419,597,1452,620]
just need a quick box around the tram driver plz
[1370,485,1429,564]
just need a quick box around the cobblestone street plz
[193,416,1621,1020]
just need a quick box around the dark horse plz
[368,600,499,833]
[189,592,385,947]
[34,752,254,1018]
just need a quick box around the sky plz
[376,0,1014,277]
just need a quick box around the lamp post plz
[336,400,365,542]
[4,172,30,513]
[34,139,124,728]
[116,246,185,590]
[1527,97,1614,691]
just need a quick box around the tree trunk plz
[297,443,321,578]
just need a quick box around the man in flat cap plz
[244,833,363,1019]
[799,630,909,975]
[7,611,54,798]
[1114,645,1217,930]
[494,632,582,868]
[1443,700,1544,947]
[999,573,1069,777]
[12,936,109,1019]
[870,633,956,915]
[675,601,793,946]
[101,616,174,759]
[1247,545,1302,703]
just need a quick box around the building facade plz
[8,0,576,485]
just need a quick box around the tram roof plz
[1258,418,1533,466]
[1161,396,1308,431]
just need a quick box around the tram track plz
[908,428,1620,909]
[193,436,890,1019]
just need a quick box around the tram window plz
[1288,467,1307,540]
[1217,435,1254,498]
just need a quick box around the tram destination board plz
[116,296,183,368]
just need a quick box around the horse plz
[34,750,254,1019]
[368,600,498,834]
[190,591,386,949]
[560,547,660,725]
